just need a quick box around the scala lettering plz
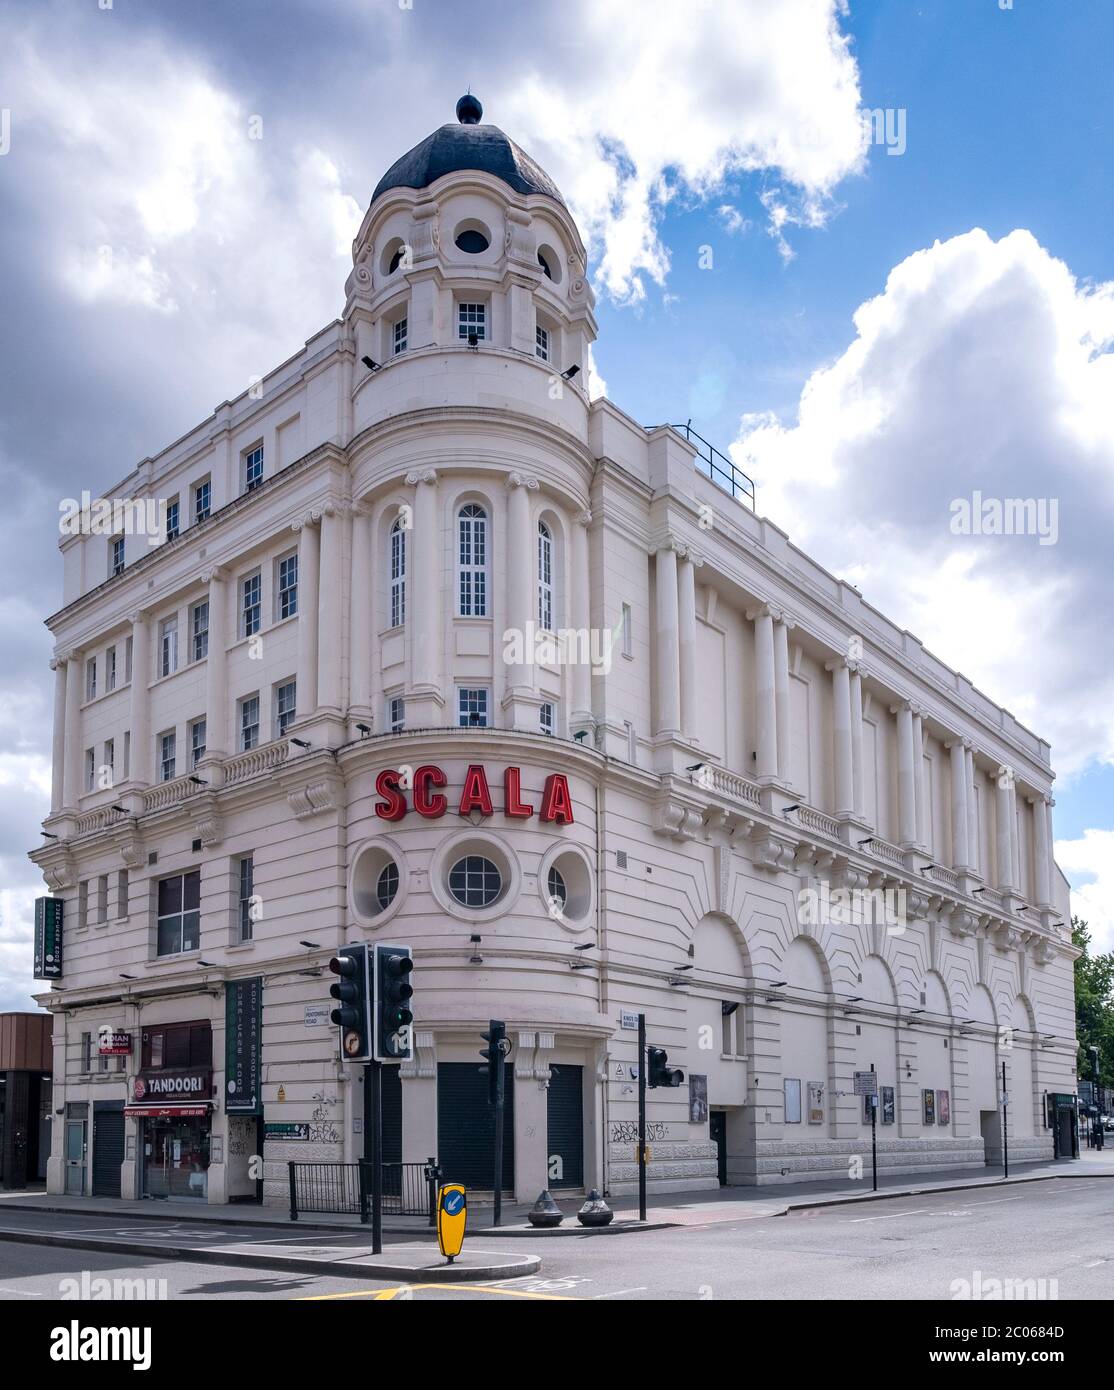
[375,764,574,825]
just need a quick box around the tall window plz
[165,496,180,541]
[190,718,207,768]
[159,615,178,677]
[106,645,117,691]
[390,519,406,628]
[457,504,488,616]
[240,695,260,751]
[85,657,97,702]
[243,443,264,493]
[79,880,89,930]
[238,855,255,943]
[125,635,133,685]
[275,680,296,737]
[156,870,201,956]
[393,317,408,355]
[458,687,489,727]
[84,747,95,792]
[537,520,554,630]
[458,301,486,341]
[194,478,211,523]
[621,602,632,659]
[277,554,298,620]
[116,868,129,920]
[192,601,209,661]
[110,535,125,577]
[104,738,114,781]
[540,701,555,736]
[241,573,261,638]
[97,875,109,925]
[388,696,405,732]
[159,730,176,782]
[535,324,550,362]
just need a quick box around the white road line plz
[0,1287,43,1296]
[594,1287,648,1298]
[965,1196,1025,1206]
[847,1208,931,1222]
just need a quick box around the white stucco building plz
[31,95,1079,1207]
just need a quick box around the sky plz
[0,0,1111,1010]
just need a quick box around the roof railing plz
[672,420,756,510]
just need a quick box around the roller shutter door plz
[546,1065,583,1188]
[92,1102,125,1198]
[437,1062,514,1192]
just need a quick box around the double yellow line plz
[302,1283,574,1301]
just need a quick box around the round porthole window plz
[350,839,407,927]
[453,219,492,255]
[538,846,593,930]
[546,865,567,910]
[449,854,502,907]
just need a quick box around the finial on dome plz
[456,92,483,125]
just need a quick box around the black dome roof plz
[372,96,566,207]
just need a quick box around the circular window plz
[454,222,491,254]
[376,862,399,911]
[380,237,408,277]
[350,838,407,927]
[537,244,563,285]
[546,865,567,910]
[449,855,502,907]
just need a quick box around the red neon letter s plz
[503,766,533,818]
[539,773,574,824]
[458,764,494,817]
[413,764,448,817]
[374,769,407,821]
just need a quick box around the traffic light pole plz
[638,1013,647,1222]
[1001,1060,1009,1180]
[493,1046,504,1228]
[364,1061,383,1255]
[870,1062,878,1193]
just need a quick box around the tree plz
[1072,916,1114,1083]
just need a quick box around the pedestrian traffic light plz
[375,944,414,1062]
[329,944,372,1062]
[647,1046,684,1088]
[480,1019,507,1106]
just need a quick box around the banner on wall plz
[922,1088,936,1125]
[881,1086,895,1124]
[807,1082,824,1124]
[937,1089,950,1125]
[225,976,263,1115]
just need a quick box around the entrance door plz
[145,1117,210,1199]
[437,1062,515,1192]
[546,1065,583,1189]
[92,1103,125,1197]
[64,1119,87,1196]
[709,1112,728,1186]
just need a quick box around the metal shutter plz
[381,1063,402,1167]
[437,1061,514,1192]
[546,1064,583,1188]
[92,1102,125,1197]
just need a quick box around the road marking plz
[847,1208,931,1222]
[300,1283,575,1301]
[593,1287,648,1298]
[965,1196,1025,1206]
[0,1287,43,1296]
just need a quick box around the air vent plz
[192,839,202,854]
[147,851,158,866]
[616,851,628,869]
[920,990,927,1007]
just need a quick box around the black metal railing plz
[672,421,756,509]
[288,1159,440,1225]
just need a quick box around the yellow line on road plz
[300,1283,574,1301]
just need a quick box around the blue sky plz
[0,0,1111,1008]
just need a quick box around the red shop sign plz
[374,764,574,825]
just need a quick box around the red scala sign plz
[374,764,574,825]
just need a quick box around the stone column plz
[128,614,150,786]
[678,552,700,742]
[654,545,681,737]
[996,775,1015,892]
[893,701,917,848]
[849,666,865,821]
[406,469,443,725]
[774,614,793,785]
[827,658,854,818]
[1008,779,1021,896]
[1032,792,1052,909]
[62,651,83,809]
[947,738,970,870]
[292,512,321,721]
[569,509,593,734]
[966,746,979,872]
[202,568,228,761]
[317,505,344,715]
[502,472,539,730]
[50,657,67,814]
[911,709,927,850]
[748,606,777,781]
[349,502,373,723]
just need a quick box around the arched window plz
[537,520,554,631]
[457,504,488,616]
[390,517,406,628]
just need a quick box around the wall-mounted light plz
[466,333,479,350]
[356,723,372,737]
[561,364,580,380]
[361,356,380,371]
[857,837,874,848]
[299,940,320,950]
[41,831,59,839]
[780,804,800,817]
[291,738,311,749]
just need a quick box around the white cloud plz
[733,228,1114,782]
[1056,830,1114,954]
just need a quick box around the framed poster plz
[937,1089,950,1125]
[783,1077,802,1124]
[863,1092,879,1123]
[688,1073,708,1125]
[807,1082,824,1124]
[881,1085,895,1124]
[922,1088,936,1125]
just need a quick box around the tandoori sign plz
[374,764,574,825]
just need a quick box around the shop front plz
[132,1105,212,1199]
[127,1032,214,1200]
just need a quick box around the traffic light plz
[647,1046,684,1089]
[480,1020,507,1106]
[329,944,371,1062]
[375,944,414,1062]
